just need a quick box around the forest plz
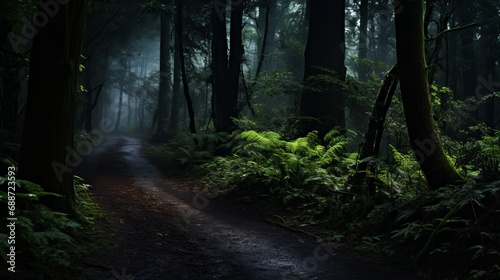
[1,0,499,279]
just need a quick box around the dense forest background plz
[1,0,500,279]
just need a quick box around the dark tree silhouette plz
[299,0,346,139]
[156,11,171,137]
[20,0,86,213]
[211,0,244,133]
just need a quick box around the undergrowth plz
[145,123,500,279]
[0,146,112,280]
[201,129,354,213]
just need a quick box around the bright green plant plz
[202,129,351,212]
[389,144,427,195]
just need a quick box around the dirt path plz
[77,135,415,280]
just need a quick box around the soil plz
[77,135,417,280]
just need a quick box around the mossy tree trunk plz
[20,0,86,214]
[394,0,462,190]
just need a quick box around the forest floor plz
[77,134,417,280]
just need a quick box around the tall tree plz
[168,14,181,134]
[211,0,244,133]
[155,11,171,137]
[299,0,345,139]
[0,0,25,134]
[357,0,369,81]
[457,0,477,99]
[20,0,86,213]
[176,0,196,134]
[478,2,499,129]
[255,0,277,78]
[115,79,125,130]
[394,0,461,190]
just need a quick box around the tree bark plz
[299,0,345,139]
[478,2,498,129]
[176,0,196,135]
[20,0,86,214]
[394,0,462,190]
[83,67,93,131]
[115,83,124,131]
[357,0,368,81]
[156,12,171,136]
[457,0,476,99]
[169,3,183,134]
[0,68,18,133]
[211,0,244,133]
[254,2,270,81]
[350,64,399,196]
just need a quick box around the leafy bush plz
[1,178,77,277]
[357,180,500,279]
[0,175,108,279]
[201,129,351,211]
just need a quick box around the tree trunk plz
[394,0,462,190]
[211,0,244,133]
[357,0,368,81]
[1,68,18,133]
[304,0,311,26]
[156,12,171,136]
[299,0,345,139]
[169,6,182,134]
[211,0,228,133]
[19,0,86,214]
[0,8,19,134]
[115,84,124,131]
[176,0,196,135]
[255,1,277,77]
[254,2,270,81]
[83,62,93,131]
[478,3,498,129]
[424,0,450,84]
[458,1,476,99]
[350,64,399,196]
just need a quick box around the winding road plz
[77,135,414,280]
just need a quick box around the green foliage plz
[475,130,500,181]
[359,180,500,278]
[253,71,301,99]
[389,144,426,195]
[74,176,104,223]
[442,127,500,181]
[145,132,221,168]
[250,71,302,138]
[201,129,351,212]
[0,178,78,277]
[0,175,108,279]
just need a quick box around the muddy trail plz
[77,135,415,280]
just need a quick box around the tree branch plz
[91,79,106,110]
[426,22,481,41]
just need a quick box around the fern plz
[201,128,350,215]
[0,174,108,279]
